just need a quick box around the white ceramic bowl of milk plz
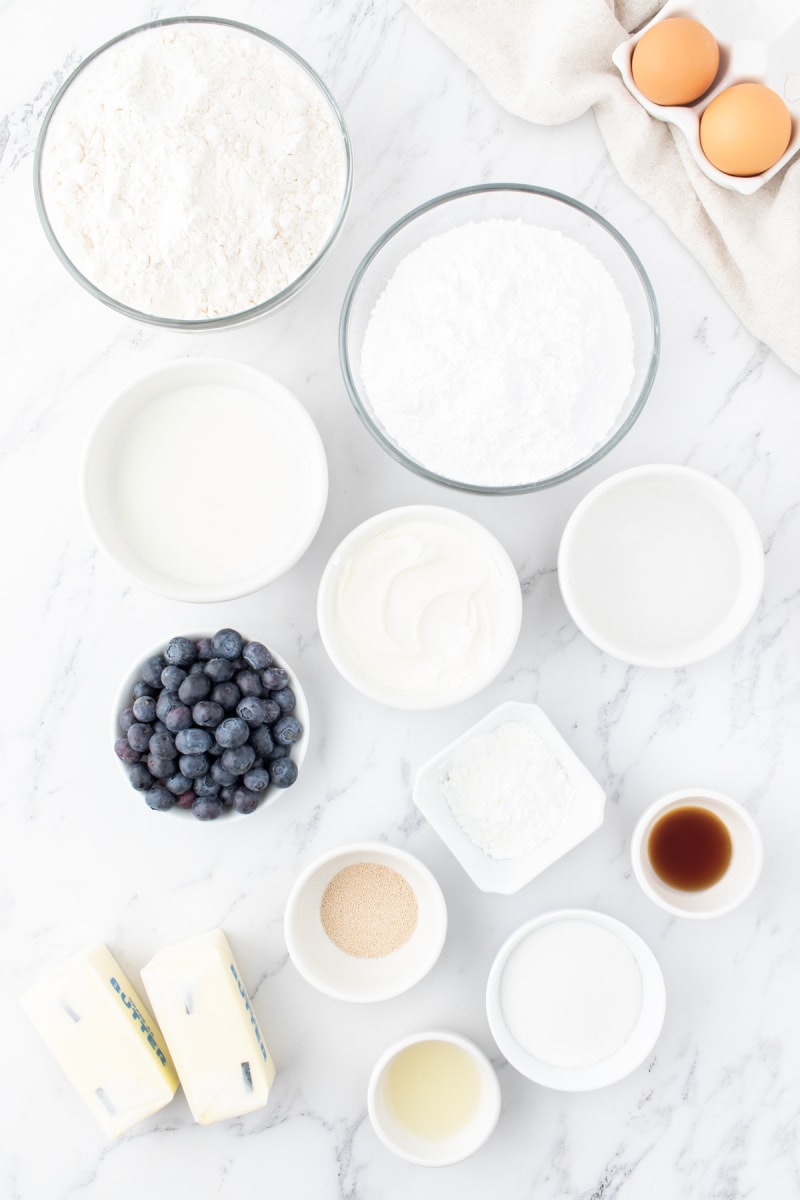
[83,358,328,602]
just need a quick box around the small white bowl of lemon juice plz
[83,358,328,602]
[367,1030,501,1165]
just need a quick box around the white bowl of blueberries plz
[113,627,308,821]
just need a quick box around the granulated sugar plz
[360,219,635,486]
[320,862,418,958]
[440,720,575,859]
[40,22,347,320]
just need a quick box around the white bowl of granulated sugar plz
[284,842,448,1002]
[412,701,606,894]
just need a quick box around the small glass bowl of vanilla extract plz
[631,788,763,918]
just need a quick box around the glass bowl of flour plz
[340,184,659,494]
[34,17,353,329]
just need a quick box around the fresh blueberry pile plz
[115,629,303,820]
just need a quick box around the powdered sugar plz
[360,219,635,486]
[440,720,576,860]
[39,22,348,320]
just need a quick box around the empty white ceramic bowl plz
[413,701,605,894]
[83,358,329,602]
[631,788,763,918]
[486,909,666,1091]
[113,630,309,821]
[284,842,447,1002]
[557,464,764,668]
[317,505,522,709]
[367,1030,501,1166]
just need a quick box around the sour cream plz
[318,507,522,708]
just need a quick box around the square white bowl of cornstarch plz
[413,701,606,894]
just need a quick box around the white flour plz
[440,720,575,859]
[40,22,347,319]
[360,219,635,486]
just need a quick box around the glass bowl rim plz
[339,182,660,496]
[33,14,354,331]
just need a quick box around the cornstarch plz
[440,720,575,859]
[360,219,635,486]
[39,22,347,319]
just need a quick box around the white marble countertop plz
[2,1,799,1197]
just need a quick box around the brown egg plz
[631,17,719,106]
[699,82,792,176]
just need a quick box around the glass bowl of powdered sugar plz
[412,701,606,894]
[340,184,659,493]
[34,17,352,329]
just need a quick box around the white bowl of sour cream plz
[486,909,666,1091]
[317,506,522,709]
[83,358,328,602]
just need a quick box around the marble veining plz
[1,0,799,1197]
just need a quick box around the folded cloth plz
[404,0,800,377]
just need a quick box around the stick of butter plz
[141,928,275,1125]
[21,943,179,1139]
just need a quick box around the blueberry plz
[242,641,272,671]
[192,700,224,729]
[175,728,212,755]
[127,723,152,753]
[272,687,296,714]
[152,719,168,735]
[212,628,243,660]
[221,744,256,776]
[132,695,157,723]
[249,725,274,757]
[179,673,211,704]
[119,706,136,733]
[179,753,209,779]
[195,637,214,661]
[235,670,262,697]
[211,682,240,711]
[261,666,289,691]
[115,737,140,765]
[231,786,260,814]
[194,774,221,799]
[219,786,236,807]
[133,680,157,700]
[192,798,223,821]
[243,766,270,793]
[156,690,182,722]
[174,789,196,809]
[164,637,196,668]
[261,698,281,725]
[140,655,165,687]
[145,786,175,811]
[128,762,153,791]
[268,757,298,788]
[149,731,176,759]
[236,696,268,727]
[147,754,177,779]
[166,772,192,795]
[161,664,187,691]
[165,704,193,733]
[268,744,288,761]
[273,715,303,746]
[215,716,249,749]
[204,657,236,683]
[208,742,224,758]
[189,660,206,675]
[211,761,237,787]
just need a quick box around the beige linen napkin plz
[404,0,800,377]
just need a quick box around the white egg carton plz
[612,0,800,194]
